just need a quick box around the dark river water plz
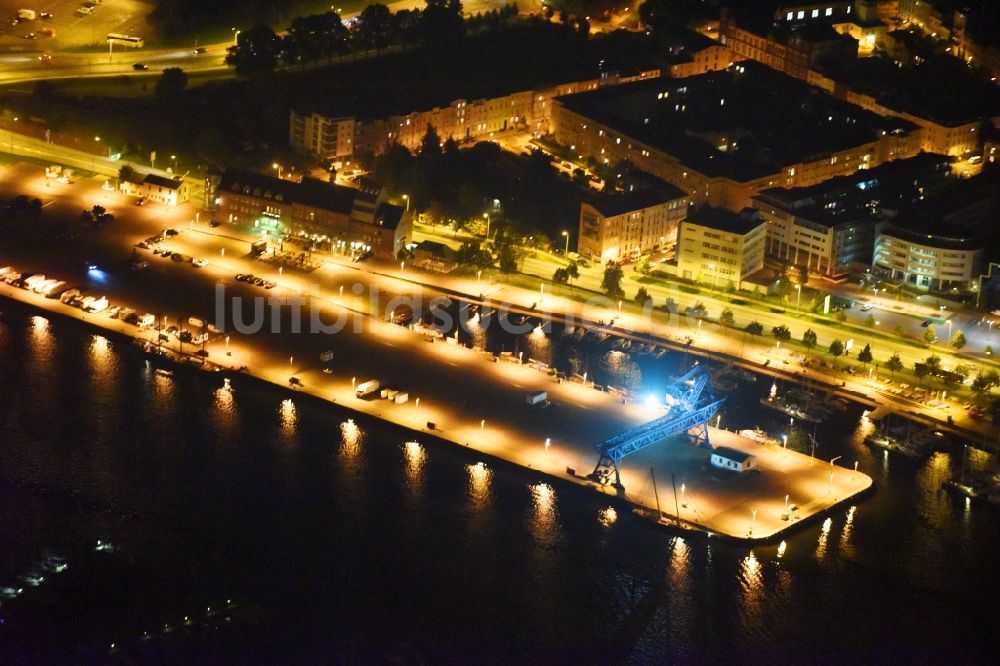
[0,302,998,663]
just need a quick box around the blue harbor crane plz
[588,364,725,490]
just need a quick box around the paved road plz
[0,0,525,85]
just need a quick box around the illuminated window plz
[797,11,804,19]
[825,7,833,16]
[786,11,793,20]
[812,9,819,18]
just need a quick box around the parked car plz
[132,63,148,71]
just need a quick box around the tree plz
[456,240,491,268]
[565,261,579,284]
[924,324,937,345]
[914,362,929,385]
[924,354,942,373]
[864,313,876,328]
[552,267,569,284]
[601,261,625,298]
[893,324,906,338]
[719,308,735,328]
[802,328,818,351]
[422,0,465,46]
[636,255,652,275]
[155,67,188,101]
[118,164,136,183]
[771,325,791,342]
[419,124,443,160]
[829,339,845,367]
[635,286,652,305]
[835,310,847,323]
[225,25,282,75]
[971,372,994,399]
[354,4,395,50]
[286,12,349,64]
[951,329,967,351]
[857,343,873,366]
[745,321,763,337]
[885,353,903,376]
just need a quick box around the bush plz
[679,285,700,295]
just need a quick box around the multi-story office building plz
[678,207,767,287]
[577,184,690,263]
[873,224,983,291]
[751,153,953,279]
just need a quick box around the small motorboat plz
[1,586,23,599]
[18,572,44,587]
[95,540,117,553]
[41,556,68,573]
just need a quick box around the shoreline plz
[0,279,874,543]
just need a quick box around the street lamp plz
[946,319,953,340]
[402,194,409,212]
[272,162,283,179]
[795,284,802,311]
[171,154,178,172]
[231,28,241,45]
[483,212,490,240]
[561,230,569,256]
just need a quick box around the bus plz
[107,33,144,48]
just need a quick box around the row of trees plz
[226,2,518,75]
[375,126,582,248]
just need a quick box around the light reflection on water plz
[3,307,1000,659]
[466,461,492,506]
[279,398,297,444]
[739,550,764,622]
[403,440,426,490]
[815,517,833,560]
[339,418,363,470]
[529,482,556,537]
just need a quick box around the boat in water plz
[759,395,825,423]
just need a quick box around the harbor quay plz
[0,258,872,542]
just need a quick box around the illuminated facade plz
[873,224,983,291]
[290,70,660,160]
[552,63,921,212]
[215,169,409,259]
[577,186,689,263]
[678,207,766,287]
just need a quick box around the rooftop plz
[753,153,953,226]
[824,54,1000,126]
[218,168,358,215]
[712,446,754,462]
[556,61,915,181]
[685,206,764,235]
[878,222,983,251]
[586,182,688,217]
[124,169,185,190]
[293,20,667,120]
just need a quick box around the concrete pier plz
[0,275,872,541]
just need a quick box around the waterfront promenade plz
[0,270,871,541]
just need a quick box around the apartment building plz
[577,184,690,263]
[552,62,921,212]
[290,70,660,161]
[215,169,409,259]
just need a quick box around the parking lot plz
[0,0,152,50]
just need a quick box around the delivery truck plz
[526,390,548,405]
[356,380,380,398]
